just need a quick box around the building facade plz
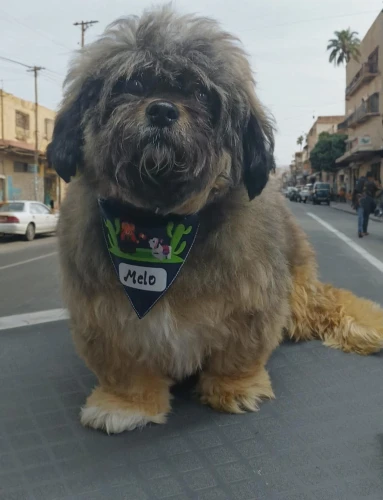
[336,10,383,193]
[290,116,344,187]
[0,91,65,208]
[305,116,345,186]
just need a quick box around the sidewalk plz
[331,201,383,223]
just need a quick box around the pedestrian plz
[353,172,379,237]
[352,185,364,238]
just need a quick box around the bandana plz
[98,199,199,319]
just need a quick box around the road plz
[1,202,383,500]
[0,202,382,319]
[0,235,60,317]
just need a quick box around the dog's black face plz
[48,9,275,213]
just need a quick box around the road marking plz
[308,213,383,274]
[0,252,57,271]
[0,308,69,331]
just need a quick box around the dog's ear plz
[47,78,101,183]
[242,96,276,200]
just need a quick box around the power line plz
[0,7,72,51]
[0,55,31,69]
[73,20,99,48]
[45,68,65,78]
[239,9,378,33]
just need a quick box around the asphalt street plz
[1,201,383,500]
[0,201,382,318]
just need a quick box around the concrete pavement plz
[1,201,383,500]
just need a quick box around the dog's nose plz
[146,100,180,127]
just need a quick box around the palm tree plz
[327,29,361,66]
[297,135,304,150]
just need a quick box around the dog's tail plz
[288,266,383,355]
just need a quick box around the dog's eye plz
[195,88,209,103]
[125,79,144,95]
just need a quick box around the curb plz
[331,205,383,223]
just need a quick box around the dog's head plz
[48,7,275,214]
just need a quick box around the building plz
[291,151,304,185]
[287,117,344,188]
[0,90,65,207]
[304,116,345,185]
[336,10,383,193]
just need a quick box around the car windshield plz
[0,202,25,212]
[316,183,330,189]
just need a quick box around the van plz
[312,182,331,205]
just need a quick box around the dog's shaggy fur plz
[48,7,383,434]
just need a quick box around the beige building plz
[304,116,345,182]
[0,90,65,207]
[336,10,383,192]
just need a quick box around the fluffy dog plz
[47,7,383,434]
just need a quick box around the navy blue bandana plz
[98,199,199,319]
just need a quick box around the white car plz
[300,184,313,204]
[0,201,58,241]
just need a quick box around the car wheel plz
[25,223,36,241]
[326,201,330,206]
[303,199,306,204]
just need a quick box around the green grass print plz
[104,218,193,264]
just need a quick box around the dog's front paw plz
[81,405,167,434]
[198,368,274,414]
[80,385,170,434]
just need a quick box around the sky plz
[0,0,382,167]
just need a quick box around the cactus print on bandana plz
[98,198,200,318]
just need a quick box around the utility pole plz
[27,66,45,201]
[73,20,99,47]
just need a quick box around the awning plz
[0,139,45,159]
[336,147,382,166]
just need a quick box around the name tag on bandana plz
[98,199,199,319]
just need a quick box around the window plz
[44,118,54,140]
[0,202,25,212]
[368,47,378,72]
[30,203,50,215]
[15,111,30,139]
[13,161,39,174]
[36,204,50,214]
[30,204,41,215]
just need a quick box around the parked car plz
[311,182,331,205]
[285,187,295,198]
[289,187,301,202]
[300,183,313,203]
[0,201,58,241]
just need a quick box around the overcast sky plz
[0,0,381,166]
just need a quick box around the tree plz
[297,135,304,150]
[309,132,347,173]
[327,29,361,66]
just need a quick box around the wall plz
[0,91,56,151]
[1,154,44,201]
[0,91,63,205]
[344,12,383,149]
